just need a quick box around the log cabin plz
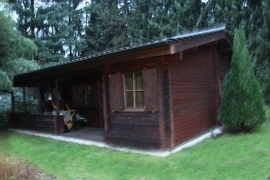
[10,26,232,150]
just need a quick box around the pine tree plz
[249,0,270,104]
[218,28,266,133]
[127,0,202,45]
[83,0,129,56]
[197,0,270,105]
[9,0,86,65]
[8,0,36,38]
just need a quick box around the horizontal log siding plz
[106,58,161,149]
[169,46,216,146]
[107,112,160,149]
[11,113,64,135]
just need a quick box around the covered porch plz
[10,68,106,139]
[62,127,105,142]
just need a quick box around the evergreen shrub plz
[218,28,266,133]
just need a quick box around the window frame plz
[109,67,158,113]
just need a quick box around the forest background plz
[0,0,270,116]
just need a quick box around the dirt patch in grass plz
[0,155,55,180]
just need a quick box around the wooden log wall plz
[12,113,63,135]
[106,58,164,149]
[108,112,160,149]
[168,45,217,146]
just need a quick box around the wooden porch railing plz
[9,113,65,135]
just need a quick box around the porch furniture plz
[51,101,75,131]
[74,114,88,129]
[61,110,75,130]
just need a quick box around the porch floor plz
[62,128,105,142]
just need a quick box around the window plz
[74,83,97,106]
[74,85,84,105]
[86,84,96,106]
[124,72,144,109]
[109,68,158,112]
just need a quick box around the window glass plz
[74,85,84,105]
[74,83,97,107]
[124,73,133,90]
[125,91,133,108]
[134,72,143,89]
[135,91,143,108]
[124,72,143,109]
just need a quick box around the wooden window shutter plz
[143,68,159,112]
[109,73,124,112]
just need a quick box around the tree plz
[249,0,270,104]
[218,28,266,133]
[83,0,130,56]
[0,10,39,91]
[196,0,270,105]
[127,0,203,45]
[8,0,36,38]
[34,0,86,65]
[9,0,86,65]
[0,6,40,128]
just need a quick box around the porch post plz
[23,84,26,113]
[37,82,42,114]
[102,65,109,139]
[55,78,60,111]
[157,58,167,150]
[54,78,64,135]
[8,90,15,128]
[11,90,14,114]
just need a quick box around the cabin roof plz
[14,25,232,86]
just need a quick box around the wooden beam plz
[55,78,60,115]
[184,47,197,53]
[102,65,109,139]
[157,57,167,149]
[218,47,232,53]
[14,46,172,86]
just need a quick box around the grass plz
[0,116,270,179]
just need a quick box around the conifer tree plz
[127,0,202,44]
[249,0,270,104]
[218,28,266,133]
[83,0,129,56]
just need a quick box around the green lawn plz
[1,121,270,180]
